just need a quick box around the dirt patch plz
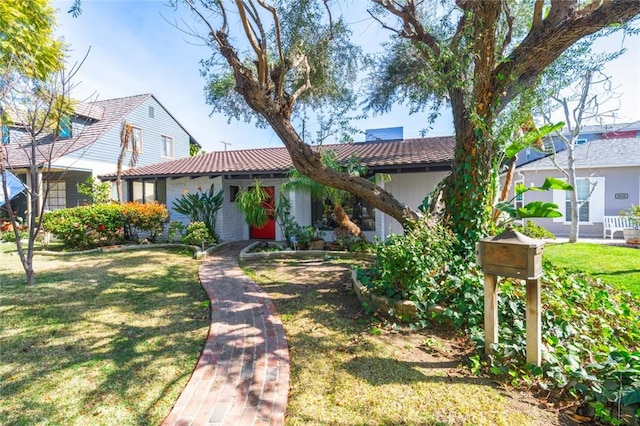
[242,258,579,426]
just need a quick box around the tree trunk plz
[568,145,579,243]
[333,203,367,241]
[263,112,419,228]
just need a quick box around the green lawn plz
[544,242,640,297]
[0,244,209,425]
[242,259,562,425]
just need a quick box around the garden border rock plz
[238,240,376,262]
[350,269,419,322]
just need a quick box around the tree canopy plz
[367,0,640,249]
[182,0,640,251]
[0,0,65,81]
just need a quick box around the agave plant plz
[171,184,224,242]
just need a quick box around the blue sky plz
[53,0,640,152]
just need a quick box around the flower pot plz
[623,228,640,245]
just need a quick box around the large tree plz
[179,0,639,249]
[367,0,640,248]
[179,0,420,228]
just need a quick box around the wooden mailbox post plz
[476,226,544,365]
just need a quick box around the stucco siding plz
[514,165,640,237]
[166,176,290,242]
[377,171,449,237]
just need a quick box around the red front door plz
[250,186,276,239]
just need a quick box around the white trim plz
[552,176,605,223]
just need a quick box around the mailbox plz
[476,226,544,280]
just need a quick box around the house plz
[512,121,640,238]
[99,137,455,242]
[1,93,198,216]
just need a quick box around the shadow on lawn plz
[0,249,208,424]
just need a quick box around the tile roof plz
[518,137,640,171]
[100,136,455,179]
[2,94,152,169]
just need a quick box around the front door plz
[250,186,276,239]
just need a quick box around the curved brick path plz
[163,242,289,426]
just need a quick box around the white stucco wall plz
[376,171,449,239]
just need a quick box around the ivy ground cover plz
[0,245,209,425]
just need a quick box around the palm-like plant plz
[283,151,375,241]
[116,121,138,203]
[171,184,224,242]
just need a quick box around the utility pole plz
[221,140,232,151]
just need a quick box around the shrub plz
[1,229,28,242]
[43,203,125,248]
[363,218,458,301]
[172,184,223,242]
[514,221,555,240]
[121,202,169,242]
[181,221,212,249]
[76,176,112,204]
[167,221,185,243]
[359,223,640,423]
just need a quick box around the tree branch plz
[493,0,640,115]
[236,0,268,86]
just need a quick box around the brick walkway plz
[163,242,289,426]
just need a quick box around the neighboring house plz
[512,121,640,238]
[100,137,455,242]
[1,93,198,216]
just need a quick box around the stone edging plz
[238,241,376,262]
[350,269,419,322]
[35,240,234,259]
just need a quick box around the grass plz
[544,242,640,296]
[242,259,562,426]
[0,243,209,425]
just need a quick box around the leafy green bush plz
[121,202,169,242]
[362,218,458,301]
[172,184,223,242]
[360,225,639,424]
[181,221,212,249]
[167,221,185,243]
[43,203,169,248]
[43,204,125,248]
[76,176,112,204]
[514,221,555,240]
[1,229,28,242]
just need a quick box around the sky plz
[52,0,640,153]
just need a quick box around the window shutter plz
[588,177,605,223]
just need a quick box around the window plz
[44,181,66,210]
[144,181,155,203]
[553,177,605,223]
[57,116,72,139]
[1,125,9,145]
[148,106,154,118]
[229,185,239,202]
[130,180,156,203]
[514,179,524,211]
[311,197,375,231]
[130,126,143,153]
[161,135,174,158]
[566,178,590,222]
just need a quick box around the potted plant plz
[307,225,325,250]
[620,205,640,244]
